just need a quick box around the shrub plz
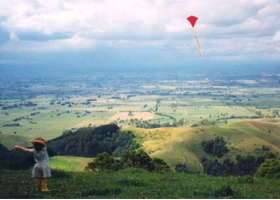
[201,136,229,158]
[152,158,171,173]
[214,185,234,197]
[121,150,154,171]
[86,150,171,173]
[86,152,122,171]
[175,163,189,173]
[255,156,280,177]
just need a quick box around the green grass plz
[127,119,280,172]
[50,156,93,172]
[2,90,280,140]
[1,168,280,198]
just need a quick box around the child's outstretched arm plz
[14,145,32,152]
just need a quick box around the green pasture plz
[50,156,93,172]
[127,119,280,173]
[1,168,280,198]
[1,88,280,140]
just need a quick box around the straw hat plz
[31,137,46,146]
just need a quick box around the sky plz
[0,0,280,73]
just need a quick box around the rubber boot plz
[41,182,50,192]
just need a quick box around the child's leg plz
[36,179,41,191]
[41,178,50,192]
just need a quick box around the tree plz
[86,152,121,171]
[152,158,171,173]
[121,150,154,171]
[201,136,229,157]
[86,150,171,173]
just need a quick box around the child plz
[14,137,51,192]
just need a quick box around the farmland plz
[1,72,280,140]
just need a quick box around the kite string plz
[192,27,203,57]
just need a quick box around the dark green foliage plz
[86,150,171,173]
[117,178,145,186]
[151,158,171,173]
[214,185,234,197]
[175,163,189,173]
[121,150,154,171]
[48,124,140,157]
[255,156,280,177]
[201,136,229,157]
[237,175,254,184]
[201,154,272,176]
[235,155,259,175]
[201,158,223,176]
[51,169,71,178]
[222,158,235,175]
[0,147,56,170]
[0,143,9,154]
[86,152,122,171]
[0,149,34,170]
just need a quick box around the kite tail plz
[192,28,203,57]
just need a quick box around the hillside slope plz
[126,119,280,172]
[0,134,31,150]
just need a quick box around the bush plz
[201,154,266,176]
[86,150,171,173]
[152,158,171,173]
[175,163,189,173]
[86,152,122,171]
[121,150,154,171]
[201,136,229,158]
[255,156,280,177]
[214,185,234,197]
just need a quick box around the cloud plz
[0,0,279,62]
[273,30,280,41]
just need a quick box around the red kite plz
[187,16,203,57]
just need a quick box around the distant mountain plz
[47,124,140,157]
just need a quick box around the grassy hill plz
[1,119,280,173]
[0,134,32,150]
[125,119,280,172]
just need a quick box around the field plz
[1,72,280,140]
[1,168,280,199]
[50,156,93,172]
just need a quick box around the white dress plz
[29,147,51,178]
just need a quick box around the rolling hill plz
[125,118,280,172]
[1,119,280,173]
